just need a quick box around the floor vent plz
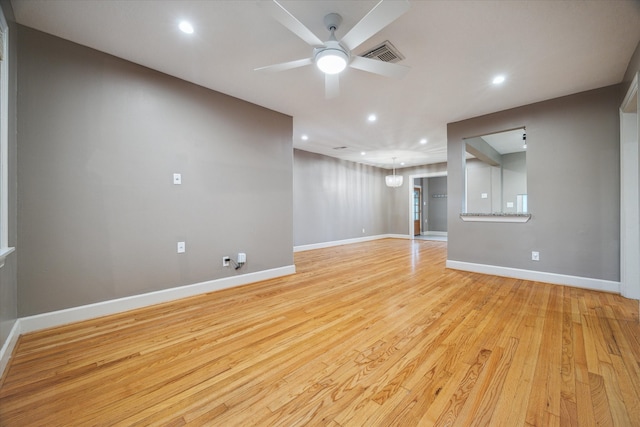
[359,41,404,63]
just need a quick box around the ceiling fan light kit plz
[315,45,348,75]
[257,0,410,98]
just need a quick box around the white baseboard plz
[0,320,21,380]
[446,260,620,294]
[294,234,410,252]
[423,231,447,236]
[19,265,296,335]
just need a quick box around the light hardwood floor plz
[1,239,639,426]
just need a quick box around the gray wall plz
[447,85,621,281]
[426,176,447,232]
[0,0,18,352]
[17,26,293,316]
[293,149,388,246]
[293,151,448,245]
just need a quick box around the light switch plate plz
[177,241,185,253]
[173,173,182,185]
[481,193,488,199]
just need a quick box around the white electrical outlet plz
[177,241,186,253]
[222,256,230,267]
[531,251,540,261]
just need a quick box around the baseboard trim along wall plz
[18,265,296,335]
[0,320,21,380]
[446,260,621,294]
[294,234,410,252]
[0,265,296,378]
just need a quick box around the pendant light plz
[385,157,403,188]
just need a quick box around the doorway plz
[408,172,448,241]
[413,186,422,236]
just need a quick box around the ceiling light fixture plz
[301,134,309,141]
[385,157,403,188]
[368,114,377,122]
[315,46,348,74]
[361,151,366,156]
[492,75,505,85]
[420,138,427,145]
[179,21,194,34]
[314,15,349,75]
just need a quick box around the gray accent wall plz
[17,26,293,316]
[293,149,388,246]
[447,85,621,281]
[0,0,18,353]
[293,151,448,245]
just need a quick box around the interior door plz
[413,186,422,236]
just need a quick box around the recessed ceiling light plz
[420,138,428,145]
[492,75,506,85]
[400,162,406,166]
[367,114,377,122]
[179,21,194,34]
[301,134,309,141]
[361,151,366,156]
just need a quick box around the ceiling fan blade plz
[255,57,313,73]
[325,73,340,99]
[349,56,409,79]
[340,0,410,51]
[263,0,324,47]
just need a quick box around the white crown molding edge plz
[446,259,620,294]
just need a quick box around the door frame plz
[408,172,447,240]
[620,71,639,300]
[413,185,422,236]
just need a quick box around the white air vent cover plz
[360,41,404,63]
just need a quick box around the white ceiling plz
[481,127,526,155]
[10,0,640,169]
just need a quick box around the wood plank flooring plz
[1,239,638,426]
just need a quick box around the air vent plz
[359,41,404,63]
[333,146,348,150]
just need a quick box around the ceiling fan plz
[255,0,410,98]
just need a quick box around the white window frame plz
[0,7,14,268]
